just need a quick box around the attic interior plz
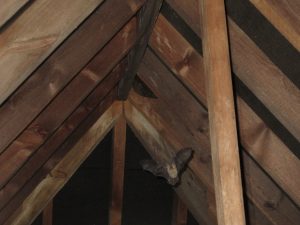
[0,0,299,225]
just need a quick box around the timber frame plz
[0,0,299,225]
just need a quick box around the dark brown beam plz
[42,200,53,225]
[172,193,188,225]
[117,0,163,100]
[109,115,126,225]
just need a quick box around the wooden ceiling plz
[0,0,299,224]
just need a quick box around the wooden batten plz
[149,13,300,207]
[172,193,188,225]
[134,51,300,225]
[118,0,163,99]
[0,0,30,28]
[4,102,123,225]
[0,0,143,155]
[109,115,127,225]
[250,0,300,51]
[0,16,137,193]
[42,200,53,225]
[0,0,105,104]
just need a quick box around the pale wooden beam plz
[42,200,53,225]
[118,0,163,100]
[109,115,127,225]
[200,1,246,225]
[172,193,188,225]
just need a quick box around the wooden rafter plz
[109,115,127,225]
[201,1,246,224]
[172,193,188,225]
[118,0,163,100]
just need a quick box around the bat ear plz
[175,148,194,172]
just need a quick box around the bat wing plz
[174,148,193,172]
[140,159,166,177]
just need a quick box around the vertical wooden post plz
[42,200,53,225]
[200,1,246,225]
[172,193,188,225]
[109,115,126,225]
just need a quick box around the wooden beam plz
[42,200,53,225]
[109,115,126,225]
[172,193,188,225]
[149,14,300,207]
[118,0,163,100]
[125,99,276,225]
[0,0,30,28]
[0,0,144,154]
[135,53,300,225]
[0,17,136,192]
[0,0,105,104]
[250,0,300,51]
[188,1,247,221]
[4,102,122,225]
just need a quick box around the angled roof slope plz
[0,0,299,224]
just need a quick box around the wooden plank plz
[149,14,300,207]
[42,200,53,225]
[201,1,246,224]
[0,0,144,154]
[134,52,300,225]
[125,100,275,225]
[166,0,300,145]
[0,0,30,28]
[0,17,137,191]
[124,101,217,225]
[4,102,123,225]
[0,0,106,104]
[0,59,125,216]
[109,115,126,225]
[250,0,300,51]
[172,193,188,225]
[118,0,163,99]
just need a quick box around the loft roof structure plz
[0,0,299,224]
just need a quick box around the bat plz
[140,148,193,186]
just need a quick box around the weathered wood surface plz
[109,115,126,225]
[134,50,300,225]
[0,17,137,191]
[0,0,106,104]
[0,0,30,28]
[0,89,120,224]
[168,0,300,144]
[149,14,300,206]
[0,0,144,154]
[0,58,127,218]
[201,1,246,224]
[250,0,300,51]
[172,194,188,225]
[118,0,163,99]
[125,99,275,225]
[4,102,123,225]
[42,200,53,225]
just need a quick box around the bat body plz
[140,148,193,186]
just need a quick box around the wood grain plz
[109,115,126,225]
[134,51,300,225]
[172,193,188,225]
[0,17,136,191]
[0,0,144,154]
[4,102,122,225]
[250,0,300,51]
[118,0,163,99]
[0,0,106,104]
[42,200,53,225]
[150,14,300,207]
[0,0,30,28]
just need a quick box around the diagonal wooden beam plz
[172,193,188,225]
[117,0,163,100]
[201,1,246,225]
